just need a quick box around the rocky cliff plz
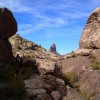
[0,8,17,67]
[62,8,100,100]
[80,8,100,49]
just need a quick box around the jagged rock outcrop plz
[49,43,57,53]
[80,8,100,49]
[0,8,17,67]
[9,34,41,51]
[9,34,59,60]
[49,43,61,57]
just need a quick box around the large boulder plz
[80,8,100,49]
[0,8,17,67]
[63,88,85,100]
[0,39,13,66]
[62,56,91,73]
[61,56,100,99]
[0,8,17,39]
[37,60,56,75]
[25,74,67,99]
[37,60,62,75]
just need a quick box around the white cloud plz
[0,0,32,12]
[18,23,38,35]
[0,0,99,37]
[61,11,89,19]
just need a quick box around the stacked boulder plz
[0,8,17,67]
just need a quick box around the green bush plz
[91,62,100,70]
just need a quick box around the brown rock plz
[25,74,56,96]
[35,94,53,100]
[56,78,67,96]
[0,8,17,39]
[91,49,100,62]
[61,56,100,99]
[26,89,46,97]
[37,60,56,75]
[62,56,91,73]
[51,91,61,100]
[79,70,100,99]
[80,8,100,49]
[63,88,85,100]
[73,49,92,56]
[0,39,13,67]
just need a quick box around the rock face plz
[0,8,17,39]
[62,55,100,99]
[0,8,17,67]
[49,43,57,53]
[61,8,100,100]
[80,8,100,49]
[9,34,40,51]
[0,39,13,66]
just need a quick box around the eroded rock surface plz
[80,8,100,49]
[25,74,67,100]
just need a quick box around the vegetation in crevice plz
[80,90,93,100]
[61,71,78,88]
[91,61,100,70]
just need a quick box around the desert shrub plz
[9,77,26,100]
[62,71,78,87]
[0,64,26,100]
[91,62,100,70]
[0,64,15,82]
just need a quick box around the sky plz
[0,0,100,55]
